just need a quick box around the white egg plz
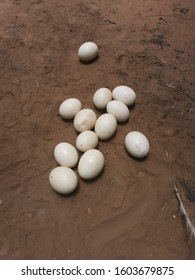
[125,131,150,158]
[49,166,78,194]
[93,87,112,109]
[95,113,117,140]
[106,100,129,122]
[78,42,98,62]
[74,108,97,132]
[78,149,105,180]
[112,85,136,106]
[76,130,98,152]
[54,142,78,167]
[59,98,82,119]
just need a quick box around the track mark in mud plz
[20,102,33,117]
[85,190,155,254]
[108,182,128,209]
[2,112,17,128]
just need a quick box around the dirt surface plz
[0,0,195,260]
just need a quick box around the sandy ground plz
[0,0,195,259]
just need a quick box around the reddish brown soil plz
[0,0,195,260]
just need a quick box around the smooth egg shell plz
[78,149,105,180]
[106,100,129,122]
[76,130,98,152]
[125,131,150,158]
[74,108,97,132]
[54,142,78,167]
[93,87,112,109]
[49,166,78,194]
[95,113,117,140]
[59,98,82,119]
[112,85,136,106]
[78,42,98,62]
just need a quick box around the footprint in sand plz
[85,189,155,256]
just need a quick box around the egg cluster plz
[49,42,150,195]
